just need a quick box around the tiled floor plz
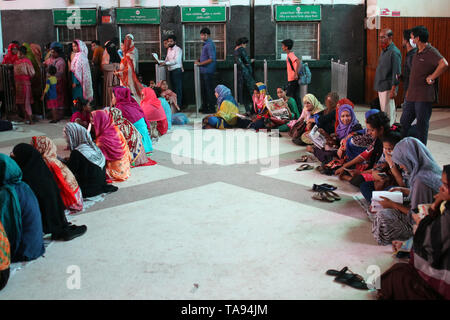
[0,107,449,300]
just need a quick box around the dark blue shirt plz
[200,39,216,74]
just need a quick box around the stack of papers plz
[371,191,403,212]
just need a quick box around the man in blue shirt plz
[195,28,216,114]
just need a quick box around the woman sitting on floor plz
[70,98,91,129]
[153,87,172,131]
[111,86,153,154]
[31,136,83,213]
[90,110,131,182]
[11,144,87,241]
[332,111,390,177]
[308,104,362,165]
[202,85,239,130]
[140,87,168,139]
[306,91,340,136]
[371,137,442,246]
[248,82,273,131]
[270,86,300,132]
[0,221,10,291]
[106,107,155,167]
[0,154,45,263]
[64,123,118,198]
[377,164,450,300]
[156,80,180,114]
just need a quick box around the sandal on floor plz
[296,164,314,171]
[295,155,310,163]
[326,266,349,277]
[312,183,337,192]
[334,270,369,290]
[325,190,341,201]
[312,191,334,202]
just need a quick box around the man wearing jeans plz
[374,28,402,126]
[401,25,448,145]
[281,39,300,107]
[160,35,184,109]
[195,28,216,114]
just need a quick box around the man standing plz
[374,28,402,126]
[281,39,300,106]
[160,35,183,109]
[399,29,417,101]
[195,28,216,114]
[90,40,104,107]
[400,25,448,145]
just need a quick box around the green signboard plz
[116,8,160,24]
[275,5,321,21]
[53,9,97,26]
[181,6,226,23]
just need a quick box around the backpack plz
[287,56,312,85]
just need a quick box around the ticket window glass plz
[183,23,225,61]
[276,22,320,60]
[119,24,161,62]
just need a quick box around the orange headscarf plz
[120,38,143,99]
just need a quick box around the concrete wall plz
[367,0,450,17]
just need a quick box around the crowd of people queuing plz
[0,24,449,300]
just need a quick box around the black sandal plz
[327,267,369,290]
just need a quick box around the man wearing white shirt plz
[160,35,183,109]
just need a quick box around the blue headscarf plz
[215,85,237,109]
[0,153,23,260]
[365,108,380,119]
[336,104,360,139]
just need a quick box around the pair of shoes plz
[312,190,341,202]
[52,224,87,241]
[312,183,337,191]
[296,164,314,171]
[326,267,369,290]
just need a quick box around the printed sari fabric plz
[118,38,142,104]
[32,136,83,212]
[107,107,151,167]
[71,40,93,102]
[13,57,35,115]
[0,221,10,272]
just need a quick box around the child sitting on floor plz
[70,99,91,128]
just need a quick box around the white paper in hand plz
[152,53,163,64]
[371,191,403,212]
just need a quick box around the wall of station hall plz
[0,1,367,105]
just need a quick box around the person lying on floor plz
[377,163,450,300]
[11,144,87,241]
[332,111,390,177]
[202,85,239,130]
[0,154,45,263]
[63,123,118,198]
[31,136,84,213]
[307,104,362,165]
[371,137,442,246]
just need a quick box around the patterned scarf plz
[215,84,237,107]
[91,110,127,161]
[253,82,269,114]
[0,221,10,272]
[119,38,142,99]
[64,122,106,169]
[71,40,93,101]
[31,136,80,208]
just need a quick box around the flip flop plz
[325,190,341,201]
[295,155,310,163]
[296,164,314,171]
[327,267,369,290]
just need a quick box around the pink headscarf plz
[140,87,167,122]
[112,86,146,124]
[71,40,93,101]
[91,110,127,161]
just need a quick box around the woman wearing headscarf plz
[106,107,156,167]
[289,94,325,145]
[111,86,153,153]
[153,87,172,131]
[377,164,450,300]
[1,43,19,65]
[0,153,45,263]
[14,46,35,124]
[0,221,10,291]
[70,40,93,104]
[102,39,121,107]
[203,85,239,129]
[90,110,131,182]
[31,136,83,212]
[155,80,180,114]
[23,43,42,117]
[140,87,168,138]
[44,42,67,122]
[64,122,119,198]
[247,82,272,131]
[10,144,87,241]
[115,36,142,104]
[335,98,355,132]
[371,137,442,246]
[306,91,340,136]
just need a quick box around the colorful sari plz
[91,110,131,182]
[44,42,67,110]
[2,43,19,65]
[13,56,35,116]
[23,43,42,114]
[107,107,155,167]
[32,136,83,212]
[118,38,142,104]
[156,81,179,113]
[71,40,93,102]
[204,85,239,129]
[141,87,168,137]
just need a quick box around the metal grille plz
[183,24,225,61]
[57,26,97,45]
[331,59,348,99]
[0,64,15,115]
[120,25,160,62]
[276,22,319,60]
